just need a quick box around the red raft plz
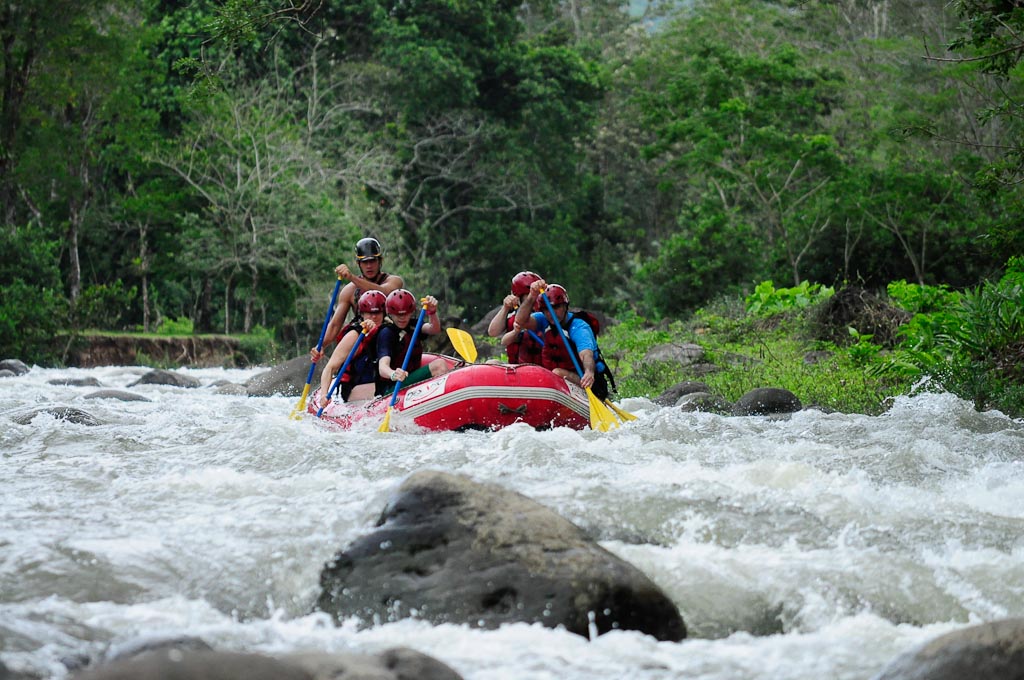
[306,354,590,432]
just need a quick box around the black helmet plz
[355,237,383,261]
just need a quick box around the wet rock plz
[676,392,732,414]
[872,618,1024,680]
[0,359,30,376]
[83,390,152,402]
[129,369,201,389]
[103,635,213,664]
[654,381,711,406]
[282,648,464,680]
[49,377,103,387]
[0,370,15,378]
[69,649,310,680]
[317,470,686,642]
[245,355,316,397]
[11,407,101,426]
[213,382,249,396]
[642,343,704,366]
[731,387,802,417]
[69,646,462,680]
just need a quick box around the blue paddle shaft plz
[305,278,344,384]
[387,306,428,407]
[318,330,367,417]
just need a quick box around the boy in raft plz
[376,289,450,394]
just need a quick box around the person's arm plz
[421,295,442,335]
[488,295,518,337]
[568,318,598,388]
[319,327,358,402]
[376,328,407,384]
[340,267,405,295]
[311,283,355,362]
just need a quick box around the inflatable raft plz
[307,354,590,432]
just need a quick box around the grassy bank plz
[599,274,1024,418]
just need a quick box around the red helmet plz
[544,284,569,307]
[358,290,386,314]
[511,271,541,298]
[386,289,417,315]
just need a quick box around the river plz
[2,365,1023,679]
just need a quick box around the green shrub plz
[0,225,66,364]
[158,317,194,335]
[76,281,137,330]
[746,280,834,317]
[875,264,1024,416]
[237,325,281,364]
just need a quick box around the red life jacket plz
[542,315,591,372]
[504,312,544,365]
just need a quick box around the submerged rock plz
[11,407,101,426]
[70,646,462,680]
[0,359,30,376]
[317,470,687,641]
[129,369,201,389]
[83,390,151,402]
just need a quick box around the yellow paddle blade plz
[290,383,311,420]
[378,406,394,432]
[604,399,637,421]
[446,327,478,363]
[586,388,619,431]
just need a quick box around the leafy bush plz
[237,325,282,364]
[158,317,194,335]
[0,225,66,364]
[875,264,1024,417]
[746,280,834,316]
[76,281,137,330]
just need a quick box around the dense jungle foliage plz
[1,0,1022,412]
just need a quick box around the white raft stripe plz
[399,385,590,419]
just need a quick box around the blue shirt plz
[531,311,598,354]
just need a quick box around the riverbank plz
[59,333,248,369]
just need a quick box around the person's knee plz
[429,358,449,376]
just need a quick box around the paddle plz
[316,326,368,418]
[446,327,477,363]
[539,291,619,432]
[290,277,343,420]
[378,302,428,433]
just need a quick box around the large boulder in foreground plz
[872,618,1024,680]
[317,470,686,641]
[245,355,318,397]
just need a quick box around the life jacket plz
[504,311,544,365]
[337,322,380,398]
[541,310,614,399]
